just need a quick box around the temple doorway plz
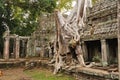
[85,40,101,62]
[106,38,118,64]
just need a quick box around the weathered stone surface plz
[82,0,118,41]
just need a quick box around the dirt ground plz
[0,68,33,80]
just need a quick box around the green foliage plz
[56,0,73,10]
[92,55,101,62]
[0,0,56,36]
[92,0,98,5]
[0,0,56,53]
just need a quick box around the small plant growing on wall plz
[92,55,101,63]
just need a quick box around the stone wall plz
[82,0,118,41]
[29,13,55,57]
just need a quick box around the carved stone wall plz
[83,0,118,41]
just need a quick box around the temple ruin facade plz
[81,0,118,66]
[0,0,120,80]
[1,34,29,60]
[50,0,120,79]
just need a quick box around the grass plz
[25,68,75,80]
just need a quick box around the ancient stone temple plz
[81,0,118,65]
[2,34,29,61]
[0,22,30,61]
[30,13,55,58]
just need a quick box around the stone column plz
[33,39,37,57]
[101,39,108,66]
[15,37,20,59]
[3,37,10,60]
[117,0,120,79]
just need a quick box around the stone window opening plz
[85,40,101,63]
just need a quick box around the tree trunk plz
[75,44,86,66]
[51,0,92,74]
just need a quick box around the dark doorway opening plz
[0,27,6,59]
[0,38,4,59]
[9,38,15,59]
[19,40,27,58]
[107,38,118,64]
[85,40,101,62]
